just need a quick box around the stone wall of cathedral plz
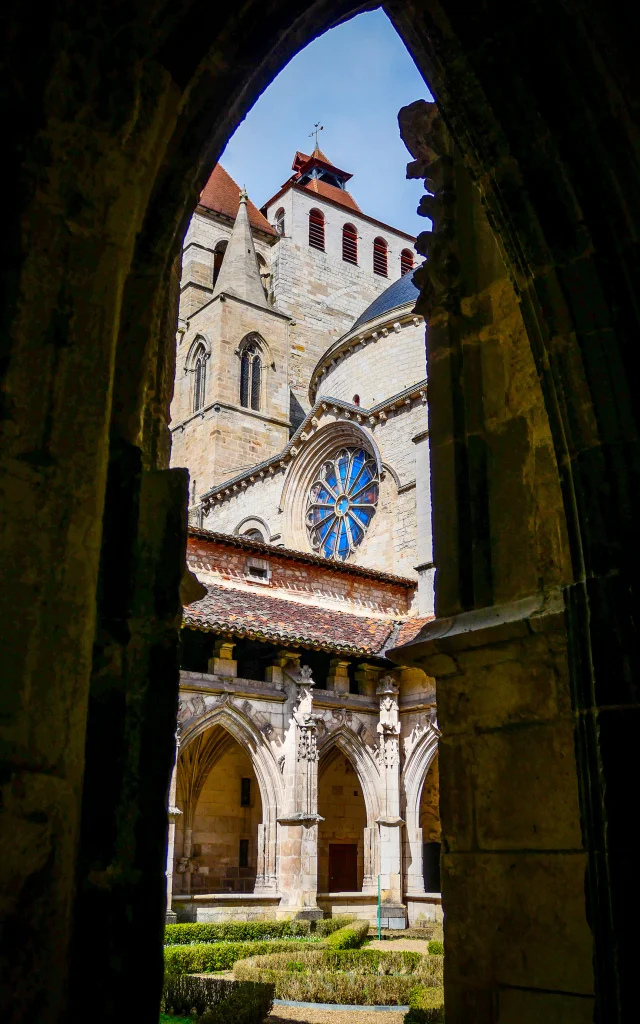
[180,210,274,320]
[265,187,414,415]
[316,320,426,407]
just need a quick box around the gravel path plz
[269,1006,406,1024]
[366,939,430,953]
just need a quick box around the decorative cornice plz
[199,380,428,510]
[309,307,424,402]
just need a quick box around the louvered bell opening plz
[309,210,325,251]
[342,224,358,264]
[373,238,388,277]
[400,249,414,276]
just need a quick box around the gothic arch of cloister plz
[318,728,382,829]
[2,1,639,1022]
[179,702,285,822]
[401,726,439,895]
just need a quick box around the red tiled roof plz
[183,583,397,656]
[394,616,436,648]
[199,165,276,236]
[302,178,361,212]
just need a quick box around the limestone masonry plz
[167,146,440,926]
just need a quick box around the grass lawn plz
[159,1014,194,1023]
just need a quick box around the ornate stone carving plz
[398,99,459,318]
[377,675,401,768]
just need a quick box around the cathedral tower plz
[171,187,291,499]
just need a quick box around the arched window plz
[213,240,227,286]
[193,346,207,412]
[275,208,285,235]
[342,223,358,264]
[373,237,388,277]
[353,394,360,406]
[309,209,325,251]
[240,340,262,412]
[400,248,414,276]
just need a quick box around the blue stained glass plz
[306,447,379,561]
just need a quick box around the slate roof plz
[352,267,422,331]
[183,583,398,656]
[199,165,276,236]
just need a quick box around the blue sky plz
[220,10,433,237]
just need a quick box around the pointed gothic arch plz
[179,700,284,820]
[401,725,439,895]
[318,727,381,827]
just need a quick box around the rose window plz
[306,448,379,560]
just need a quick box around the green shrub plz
[405,985,445,1023]
[324,921,369,949]
[165,921,313,945]
[233,948,443,1005]
[313,915,356,937]
[163,939,309,975]
[198,981,274,1024]
[162,974,236,1017]
[427,940,443,956]
[164,917,355,946]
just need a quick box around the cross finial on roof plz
[309,122,324,151]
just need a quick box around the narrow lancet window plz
[193,348,206,412]
[240,339,262,412]
[275,207,285,235]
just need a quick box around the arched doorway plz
[175,725,262,895]
[318,748,367,893]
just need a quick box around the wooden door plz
[328,843,358,892]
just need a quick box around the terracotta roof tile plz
[302,178,361,212]
[199,165,276,235]
[393,616,436,648]
[183,583,397,656]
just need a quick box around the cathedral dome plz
[351,269,421,332]
[310,266,425,408]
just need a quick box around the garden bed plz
[233,949,443,1005]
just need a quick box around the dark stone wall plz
[0,1,639,1022]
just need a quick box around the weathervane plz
[309,122,324,148]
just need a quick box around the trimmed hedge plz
[165,916,354,946]
[405,986,445,1023]
[162,974,273,1024]
[198,981,274,1024]
[233,948,444,1005]
[427,940,444,956]
[164,940,310,975]
[324,921,369,949]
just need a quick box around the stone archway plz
[179,701,284,893]
[3,2,639,1021]
[318,728,382,893]
[401,725,439,895]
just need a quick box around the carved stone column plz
[376,676,406,927]
[165,731,182,923]
[255,821,278,892]
[277,666,323,919]
[404,825,425,895]
[355,663,382,699]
